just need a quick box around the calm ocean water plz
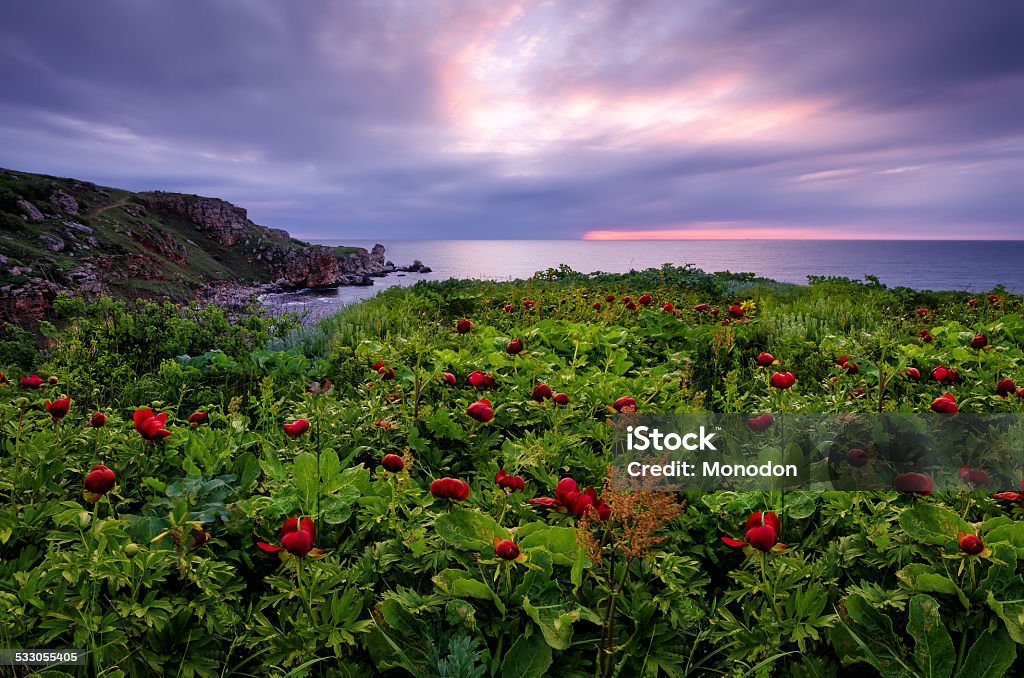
[264,240,1024,318]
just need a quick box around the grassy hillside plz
[0,167,364,308]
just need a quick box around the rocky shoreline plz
[0,168,429,325]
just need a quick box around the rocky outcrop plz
[255,243,389,288]
[17,197,43,221]
[0,278,65,323]
[49,189,79,216]
[141,193,249,246]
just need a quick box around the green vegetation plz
[2,266,1024,676]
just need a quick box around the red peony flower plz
[728,305,744,318]
[90,412,107,428]
[919,329,934,343]
[430,477,471,501]
[83,464,116,501]
[532,383,553,402]
[722,511,784,552]
[846,448,869,468]
[467,370,496,388]
[904,367,921,381]
[20,373,44,389]
[894,472,934,495]
[916,308,930,317]
[605,294,615,303]
[529,477,609,520]
[503,304,514,312]
[693,303,711,312]
[710,308,720,316]
[958,532,984,555]
[455,318,473,334]
[283,418,310,438]
[467,399,494,423]
[612,396,637,413]
[621,296,632,304]
[382,454,405,473]
[551,392,568,406]
[755,352,774,366]
[988,294,1000,303]
[970,333,988,349]
[593,302,602,309]
[662,302,675,312]
[378,366,396,380]
[747,413,774,432]
[45,396,70,421]
[931,393,958,414]
[625,301,636,310]
[258,517,318,558]
[523,299,535,308]
[843,362,860,375]
[769,372,796,389]
[931,365,961,384]
[188,411,209,426]
[638,294,652,305]
[133,407,172,441]
[997,378,1017,397]
[506,338,524,355]
[495,470,525,492]
[959,466,989,486]
[967,298,978,307]
[441,372,457,385]
[494,538,520,560]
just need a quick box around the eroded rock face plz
[141,193,249,246]
[49,189,79,216]
[255,243,389,289]
[0,279,64,324]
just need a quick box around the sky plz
[1,1,1023,240]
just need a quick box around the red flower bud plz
[970,333,988,349]
[382,454,405,473]
[747,413,774,432]
[894,472,934,495]
[188,411,208,426]
[553,392,569,406]
[283,418,310,438]
[495,470,525,492]
[769,372,796,389]
[503,304,513,313]
[904,367,921,381]
[613,396,637,412]
[959,533,984,555]
[430,477,471,501]
[442,372,457,385]
[846,448,869,468]
[593,302,602,309]
[506,338,524,355]
[455,318,473,334]
[522,299,535,308]
[693,303,710,312]
[959,467,989,486]
[467,399,494,423]
[494,539,520,560]
[997,378,1017,397]
[755,352,774,366]
[604,294,615,303]
[532,383,553,402]
[90,412,107,428]
[20,373,44,389]
[931,394,958,414]
[637,294,652,305]
[83,464,116,498]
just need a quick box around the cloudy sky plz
[1,1,1022,239]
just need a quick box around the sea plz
[262,239,1024,319]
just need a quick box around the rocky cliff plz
[0,167,417,325]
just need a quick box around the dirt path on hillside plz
[87,197,129,218]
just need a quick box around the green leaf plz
[899,504,971,546]
[897,564,969,609]
[434,569,496,601]
[434,508,508,550]
[518,525,579,566]
[954,628,1016,678]
[908,595,954,678]
[522,597,600,650]
[984,521,1024,554]
[500,633,551,678]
